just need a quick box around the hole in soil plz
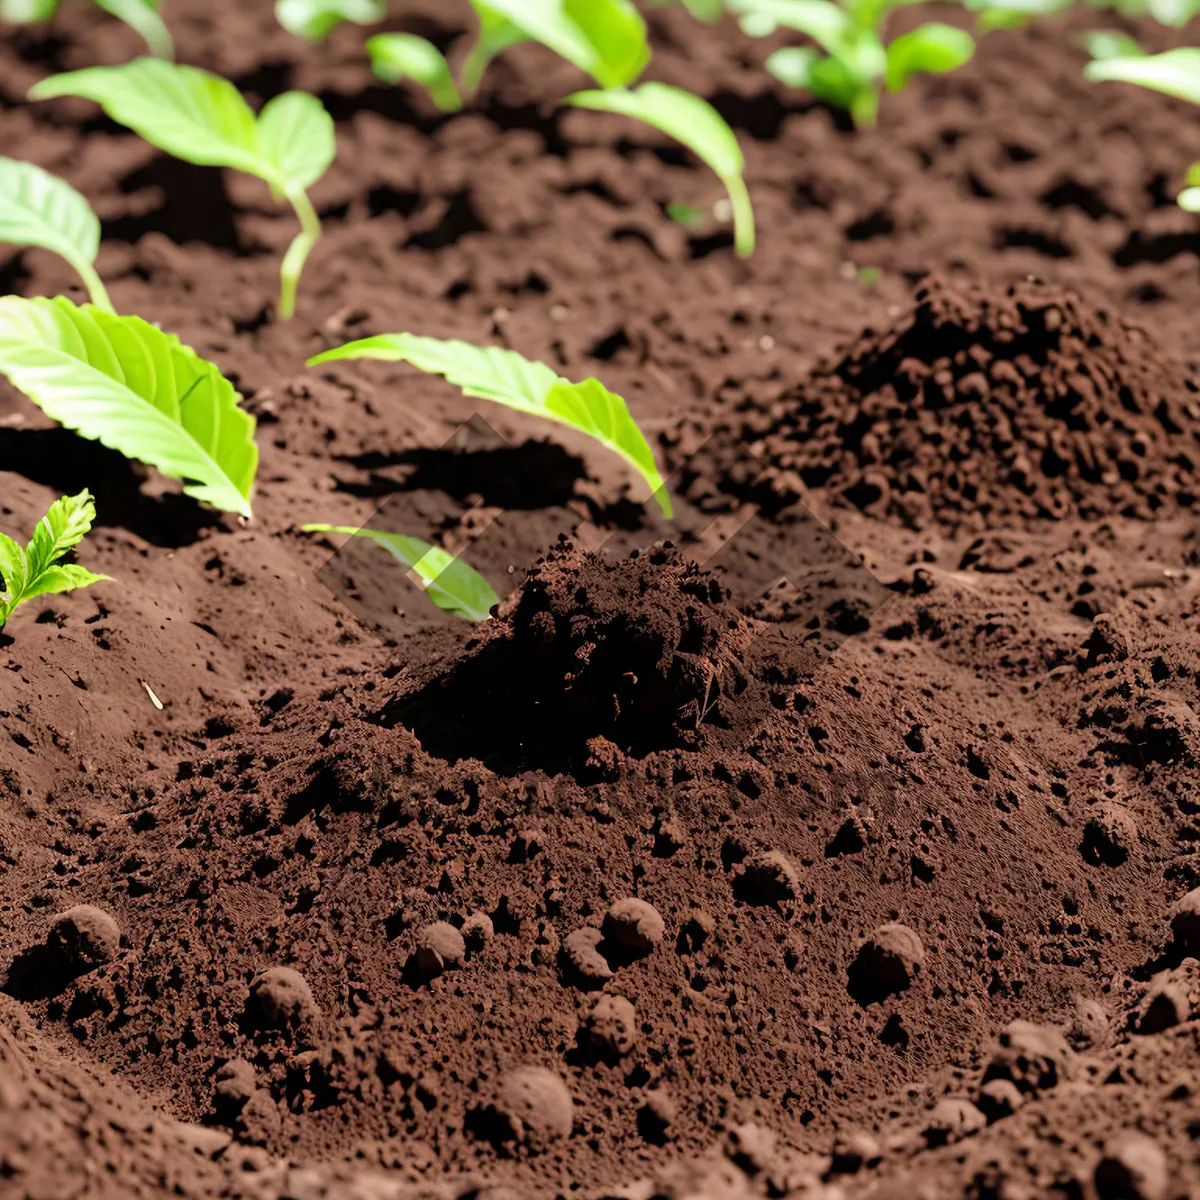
[404,191,489,251]
[994,228,1072,259]
[105,155,244,252]
[1112,230,1200,267]
[0,428,221,548]
[375,544,753,778]
[0,255,32,298]
[846,210,894,241]
[1040,179,1114,221]
[334,440,586,509]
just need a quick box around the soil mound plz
[742,276,1200,528]
[380,542,755,776]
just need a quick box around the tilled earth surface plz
[2,2,1200,1198]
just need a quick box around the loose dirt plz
[2,2,1200,1197]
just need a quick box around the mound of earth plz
[731,276,1200,529]
[379,542,758,777]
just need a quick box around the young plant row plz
[0,155,671,629]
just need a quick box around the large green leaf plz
[367,33,463,111]
[276,0,385,41]
[0,489,110,630]
[475,0,649,87]
[0,296,258,516]
[0,156,112,312]
[1085,46,1200,104]
[884,22,974,92]
[308,334,672,517]
[566,82,755,256]
[29,59,334,194]
[93,0,173,59]
[302,524,500,623]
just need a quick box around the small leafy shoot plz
[963,0,1071,32]
[29,59,335,320]
[308,334,672,517]
[567,82,754,256]
[367,34,463,111]
[1084,45,1200,104]
[0,156,113,312]
[2,0,172,57]
[276,0,385,41]
[1081,30,1145,60]
[1,0,60,20]
[0,296,258,516]
[885,23,974,92]
[302,524,500,622]
[0,490,110,631]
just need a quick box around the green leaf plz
[964,0,1071,28]
[1081,30,1145,60]
[566,82,755,256]
[0,489,110,630]
[276,0,385,41]
[367,34,463,111]
[765,45,821,88]
[308,334,672,517]
[727,0,852,56]
[93,0,174,59]
[476,0,649,87]
[462,2,531,97]
[1085,47,1200,104]
[1,0,59,21]
[884,22,974,92]
[302,524,500,622]
[29,59,335,318]
[0,156,113,312]
[0,296,258,516]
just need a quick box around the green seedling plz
[302,525,500,622]
[0,157,113,313]
[276,0,384,41]
[367,0,756,255]
[0,489,110,631]
[1085,47,1200,210]
[730,0,975,128]
[0,0,173,59]
[308,334,672,517]
[1086,0,1200,27]
[0,296,258,516]
[962,0,1071,32]
[29,59,336,320]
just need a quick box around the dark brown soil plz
[2,2,1200,1198]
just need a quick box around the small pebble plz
[977,1078,1024,1123]
[249,966,318,1034]
[1094,1132,1168,1200]
[983,1020,1075,1095]
[462,912,494,949]
[848,922,924,1003]
[737,850,801,905]
[47,905,121,972]
[1170,887,1200,949]
[923,1098,985,1147]
[586,994,638,1056]
[564,927,613,983]
[603,898,664,954]
[415,921,466,975]
[496,1066,574,1144]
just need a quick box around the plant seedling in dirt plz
[0,490,110,632]
[308,334,673,517]
[729,0,975,128]
[0,296,258,516]
[276,0,384,41]
[961,0,1071,32]
[0,157,114,313]
[367,0,756,255]
[302,525,501,622]
[28,59,336,320]
[1,0,173,59]
[1085,46,1200,210]
[1086,0,1200,27]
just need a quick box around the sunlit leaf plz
[0,156,112,312]
[0,0,61,22]
[884,22,974,92]
[367,33,463,111]
[764,45,821,88]
[0,296,258,515]
[1085,46,1200,104]
[308,333,672,517]
[567,82,754,256]
[93,0,173,58]
[276,0,385,41]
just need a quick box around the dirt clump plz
[734,276,1200,529]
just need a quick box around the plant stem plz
[725,172,756,258]
[279,189,322,322]
[75,260,115,313]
